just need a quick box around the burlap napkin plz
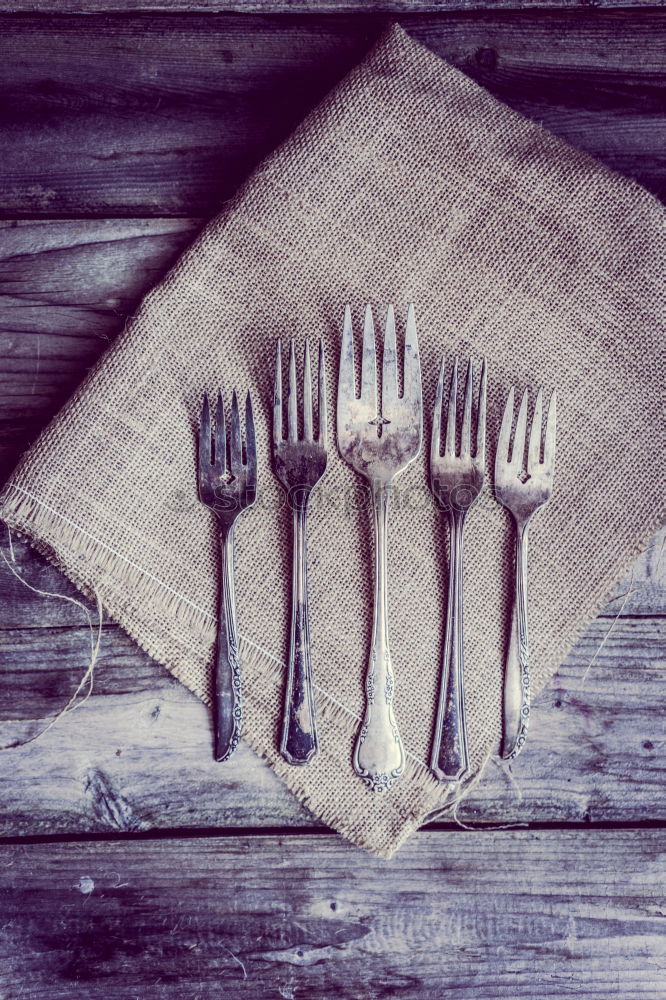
[1,24,664,857]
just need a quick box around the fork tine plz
[382,304,398,402]
[461,359,473,456]
[542,389,557,477]
[215,389,226,471]
[245,391,256,482]
[230,389,242,474]
[496,386,515,470]
[527,387,543,476]
[288,339,298,442]
[317,338,327,448]
[510,389,529,472]
[273,339,283,445]
[431,357,445,464]
[360,304,377,409]
[476,358,487,463]
[303,340,313,441]
[199,392,212,481]
[403,303,421,404]
[444,357,458,457]
[338,305,355,405]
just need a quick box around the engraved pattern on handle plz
[213,526,242,762]
[353,483,405,792]
[431,510,468,782]
[501,519,530,760]
[281,503,318,765]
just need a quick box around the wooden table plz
[0,4,664,997]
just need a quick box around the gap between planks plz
[0,815,665,847]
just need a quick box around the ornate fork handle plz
[431,509,468,781]
[501,517,530,760]
[214,525,242,762]
[281,498,318,765]
[353,482,405,792]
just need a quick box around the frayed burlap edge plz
[2,480,663,856]
[0,481,453,858]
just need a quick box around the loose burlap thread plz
[1,25,664,857]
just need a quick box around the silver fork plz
[198,389,257,762]
[273,338,327,766]
[429,358,487,782]
[337,303,422,792]
[495,386,557,760]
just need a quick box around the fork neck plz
[446,506,466,542]
[512,513,531,540]
[290,486,312,517]
[218,520,235,545]
[290,489,312,568]
[371,480,391,629]
[218,521,235,560]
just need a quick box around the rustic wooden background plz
[0,3,664,998]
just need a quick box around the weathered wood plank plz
[0,829,663,999]
[0,596,663,834]
[0,12,664,217]
[0,219,201,475]
[1,1,663,12]
[464,615,666,825]
[602,530,665,618]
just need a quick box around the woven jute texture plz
[1,25,664,856]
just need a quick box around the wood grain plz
[0,829,663,1000]
[0,219,201,475]
[0,523,662,835]
[1,1,663,11]
[0,12,664,218]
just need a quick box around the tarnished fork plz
[337,304,422,792]
[198,389,257,762]
[495,386,557,760]
[429,358,487,782]
[273,339,328,765]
